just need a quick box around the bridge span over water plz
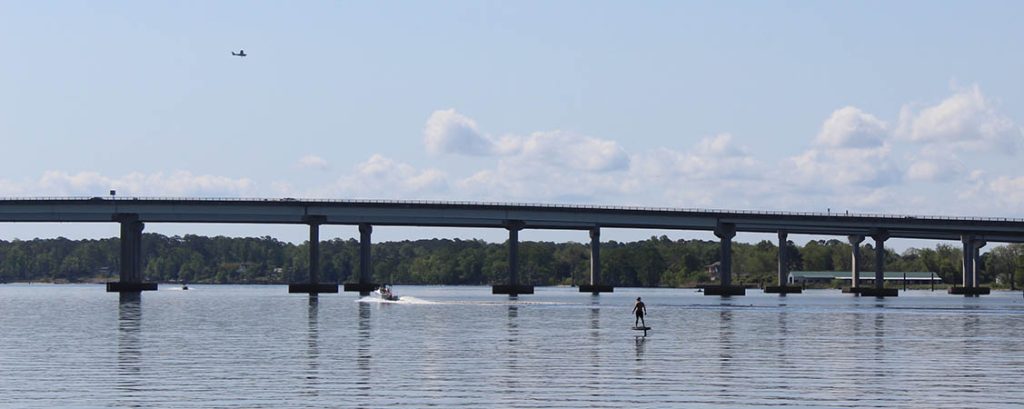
[3,197,1022,297]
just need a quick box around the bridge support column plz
[106,214,156,292]
[842,235,865,294]
[974,240,986,288]
[860,231,896,297]
[493,221,533,296]
[705,223,744,296]
[580,227,612,294]
[290,216,337,294]
[949,235,990,296]
[342,223,378,295]
[765,231,801,294]
[963,235,974,290]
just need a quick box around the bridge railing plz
[2,196,1023,223]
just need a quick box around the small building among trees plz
[788,271,942,286]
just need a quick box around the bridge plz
[3,197,1023,297]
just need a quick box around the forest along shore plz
[1,234,1021,287]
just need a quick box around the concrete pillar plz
[579,227,611,294]
[948,235,989,296]
[764,230,800,294]
[492,221,533,296]
[715,223,736,287]
[973,240,986,288]
[359,223,372,296]
[308,222,320,285]
[507,222,522,289]
[589,227,601,287]
[119,218,144,283]
[777,231,789,286]
[290,215,336,294]
[849,235,864,289]
[872,231,889,290]
[107,214,155,292]
[961,235,974,289]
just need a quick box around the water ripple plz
[1,285,1023,408]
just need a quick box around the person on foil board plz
[632,297,647,327]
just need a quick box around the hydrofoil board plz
[632,326,651,331]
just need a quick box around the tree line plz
[1,234,1022,287]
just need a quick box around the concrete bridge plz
[3,197,1023,297]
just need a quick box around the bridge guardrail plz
[1,196,1022,223]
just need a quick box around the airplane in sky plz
[231,49,247,57]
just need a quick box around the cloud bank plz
[1,171,255,197]
[4,85,1022,219]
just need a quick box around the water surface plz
[1,284,1022,408]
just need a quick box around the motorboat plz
[378,285,399,301]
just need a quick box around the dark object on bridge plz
[106,282,157,292]
[702,285,745,296]
[764,285,802,294]
[343,283,379,293]
[858,287,898,297]
[288,283,339,294]
[841,287,862,294]
[492,285,534,295]
[579,284,613,293]
[948,286,990,296]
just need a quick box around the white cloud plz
[633,133,760,181]
[897,85,1022,152]
[455,160,630,203]
[297,155,329,170]
[789,107,899,189]
[906,160,942,181]
[443,130,775,209]
[988,176,1024,208]
[422,109,629,171]
[330,154,448,198]
[4,171,255,196]
[696,133,747,157]
[904,152,966,182]
[39,170,107,193]
[789,145,899,188]
[8,86,1023,223]
[618,133,771,209]
[518,131,630,172]
[815,106,887,148]
[423,109,492,155]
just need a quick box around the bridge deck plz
[1,197,1023,242]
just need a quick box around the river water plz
[1,284,1022,408]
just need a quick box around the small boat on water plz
[378,284,399,301]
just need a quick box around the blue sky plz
[2,1,1023,248]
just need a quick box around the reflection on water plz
[506,301,520,354]
[116,293,142,407]
[303,295,320,397]
[355,301,371,396]
[2,286,1024,408]
[776,302,791,370]
[633,334,645,356]
[307,296,319,360]
[718,309,734,371]
[505,302,520,358]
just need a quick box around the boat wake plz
[356,295,436,305]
